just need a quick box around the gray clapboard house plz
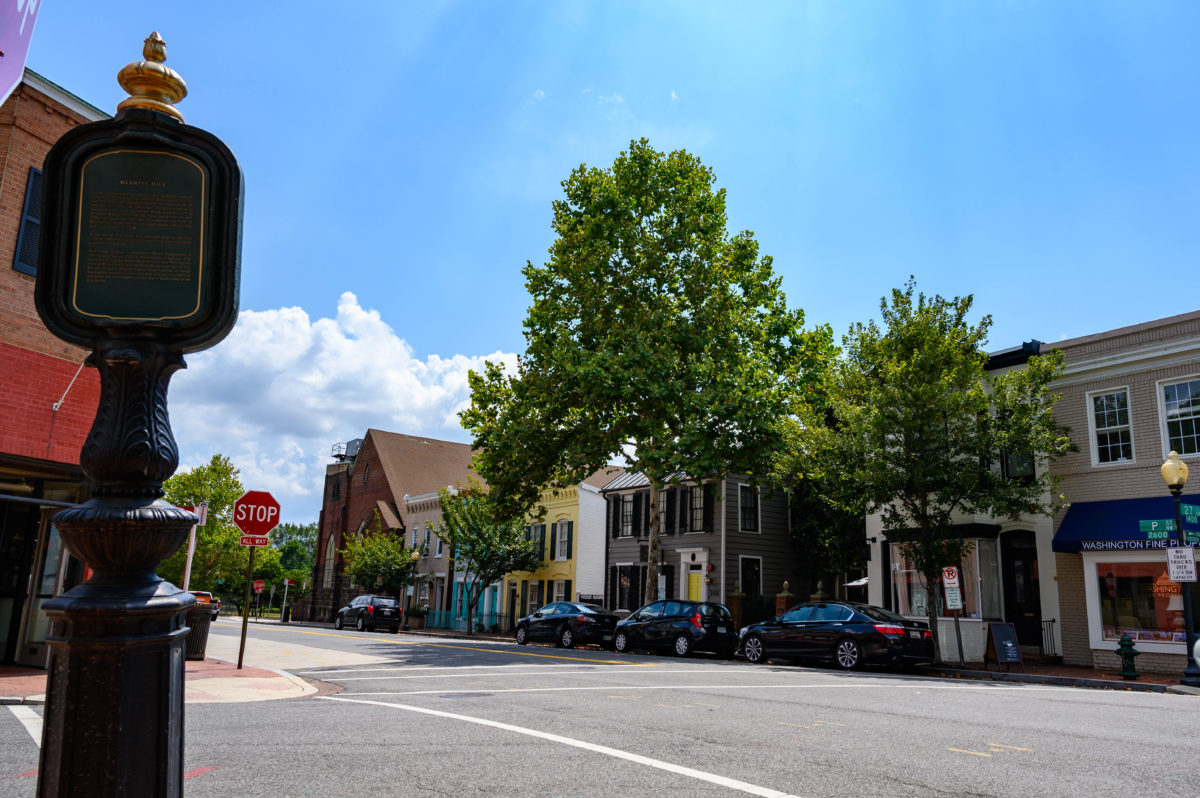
[601,472,796,622]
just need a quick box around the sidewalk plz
[0,656,319,706]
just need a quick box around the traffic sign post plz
[233,491,280,669]
[942,566,965,666]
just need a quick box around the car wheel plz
[614,631,629,653]
[356,615,366,632]
[673,633,693,657]
[558,626,575,649]
[333,614,343,630]
[515,625,528,645]
[835,638,862,670]
[743,634,766,664]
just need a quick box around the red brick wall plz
[0,80,103,467]
[0,342,98,464]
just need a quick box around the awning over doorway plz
[1052,495,1200,553]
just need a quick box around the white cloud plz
[532,89,545,101]
[597,92,624,105]
[169,292,516,524]
[670,91,679,103]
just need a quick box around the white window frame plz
[1158,375,1200,460]
[737,483,761,533]
[527,580,541,615]
[615,563,636,611]
[555,520,569,561]
[424,525,431,550]
[738,554,762,595]
[435,534,443,558]
[554,579,566,602]
[412,526,418,548]
[1082,548,1198,654]
[689,483,705,533]
[1086,386,1135,467]
[621,495,634,537]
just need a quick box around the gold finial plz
[117,31,187,122]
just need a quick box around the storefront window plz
[890,539,1001,619]
[1095,560,1200,643]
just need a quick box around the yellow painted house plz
[503,468,622,628]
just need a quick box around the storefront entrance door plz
[0,501,39,665]
[1001,531,1042,648]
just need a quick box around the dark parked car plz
[613,600,737,658]
[739,601,933,670]
[514,602,618,649]
[334,595,402,633]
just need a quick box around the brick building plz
[1049,311,1200,673]
[301,429,476,622]
[0,70,106,666]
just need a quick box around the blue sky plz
[25,2,1200,522]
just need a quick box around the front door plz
[688,568,702,601]
[0,501,39,665]
[1001,531,1043,649]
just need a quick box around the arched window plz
[323,534,337,588]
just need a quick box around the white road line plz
[298,663,609,675]
[340,682,1084,697]
[333,668,720,681]
[318,695,802,798]
[8,705,42,746]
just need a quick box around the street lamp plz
[1160,451,1200,687]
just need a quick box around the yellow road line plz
[778,722,811,729]
[987,743,1032,751]
[692,702,720,708]
[218,622,657,666]
[948,748,992,757]
[813,721,846,727]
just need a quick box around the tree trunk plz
[924,566,941,664]
[644,481,660,606]
[466,583,475,635]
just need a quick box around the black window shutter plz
[665,490,676,534]
[520,580,528,615]
[664,565,675,599]
[642,491,650,534]
[564,579,572,603]
[679,487,689,533]
[550,523,557,560]
[703,483,714,532]
[566,521,573,558]
[636,566,646,606]
[525,525,531,542]
[609,497,619,538]
[536,581,545,607]
[13,168,41,276]
[632,493,642,537]
[608,566,617,610]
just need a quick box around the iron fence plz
[425,610,510,635]
[1041,618,1057,657]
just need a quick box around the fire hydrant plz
[1115,633,1140,680]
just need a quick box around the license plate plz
[717,626,727,633]
[602,634,613,640]
[908,630,921,639]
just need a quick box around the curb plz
[926,667,1173,693]
[0,695,44,705]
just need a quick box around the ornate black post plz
[33,33,242,797]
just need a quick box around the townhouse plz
[504,467,622,629]
[601,473,796,624]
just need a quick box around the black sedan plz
[333,594,402,633]
[514,602,618,648]
[613,600,738,658]
[739,601,933,670]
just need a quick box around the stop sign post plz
[233,490,280,670]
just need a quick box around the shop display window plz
[890,539,1001,619]
[1095,560,1200,643]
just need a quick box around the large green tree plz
[340,509,422,601]
[787,280,1073,658]
[462,139,832,604]
[435,484,541,635]
[158,454,254,597]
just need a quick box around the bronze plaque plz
[72,148,206,321]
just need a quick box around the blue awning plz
[1053,495,1200,553]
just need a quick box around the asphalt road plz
[5,620,1200,797]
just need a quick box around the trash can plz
[185,603,213,661]
[281,605,292,623]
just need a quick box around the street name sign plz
[1168,548,1198,583]
[1140,520,1175,538]
[1182,503,1200,525]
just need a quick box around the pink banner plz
[0,0,42,107]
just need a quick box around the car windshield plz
[853,604,909,623]
[373,598,397,607]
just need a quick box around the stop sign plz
[253,580,264,594]
[233,491,280,536]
